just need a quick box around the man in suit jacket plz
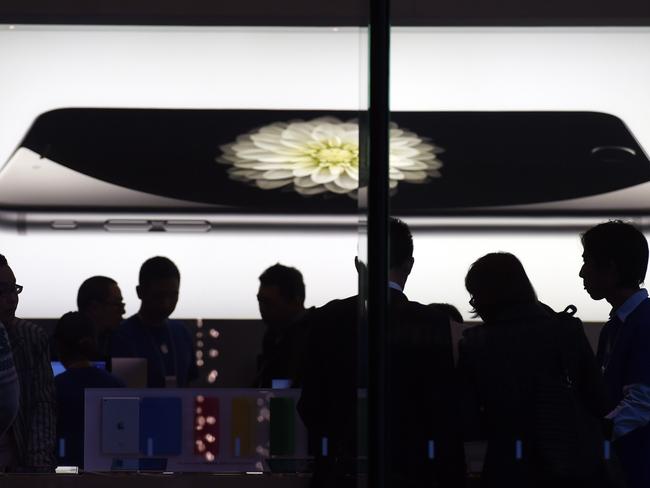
[580,220,650,488]
[298,218,465,488]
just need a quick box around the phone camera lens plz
[590,146,637,164]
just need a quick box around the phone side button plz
[163,220,211,232]
[104,220,153,232]
[50,220,78,230]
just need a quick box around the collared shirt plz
[5,318,56,469]
[111,315,198,388]
[614,288,649,323]
[0,320,19,468]
[604,288,650,440]
[0,319,18,417]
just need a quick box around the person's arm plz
[25,325,56,469]
[296,321,324,434]
[296,307,331,442]
[0,321,19,437]
[607,315,650,440]
[606,384,650,440]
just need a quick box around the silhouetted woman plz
[459,252,616,488]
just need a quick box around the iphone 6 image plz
[0,108,648,231]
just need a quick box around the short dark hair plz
[389,217,413,269]
[465,252,537,319]
[54,311,97,360]
[77,276,117,311]
[581,220,649,288]
[259,263,305,305]
[139,256,180,287]
[429,303,464,323]
[0,254,7,267]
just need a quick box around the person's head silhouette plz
[0,254,22,327]
[54,311,99,367]
[136,256,180,325]
[77,276,124,334]
[465,252,537,322]
[580,220,649,307]
[257,263,305,329]
[389,216,414,275]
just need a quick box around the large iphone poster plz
[0,26,649,321]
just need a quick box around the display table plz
[0,473,312,488]
[0,472,481,487]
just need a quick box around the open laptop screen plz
[51,361,106,377]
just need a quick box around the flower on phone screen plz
[217,117,442,196]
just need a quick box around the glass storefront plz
[1,2,650,486]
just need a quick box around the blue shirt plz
[597,289,650,488]
[615,288,649,323]
[55,367,124,468]
[110,315,198,388]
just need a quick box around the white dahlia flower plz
[218,117,442,196]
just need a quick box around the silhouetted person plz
[54,311,124,468]
[77,276,125,360]
[111,257,197,387]
[580,221,650,488]
[429,303,464,324]
[429,303,464,365]
[0,254,55,471]
[459,252,610,488]
[255,263,313,388]
[0,319,19,442]
[298,218,465,488]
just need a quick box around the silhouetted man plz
[580,220,650,488]
[77,276,125,360]
[111,257,197,387]
[255,263,313,388]
[54,311,124,468]
[0,254,55,471]
[298,218,465,488]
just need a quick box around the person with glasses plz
[459,252,611,488]
[77,276,125,361]
[0,254,56,472]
